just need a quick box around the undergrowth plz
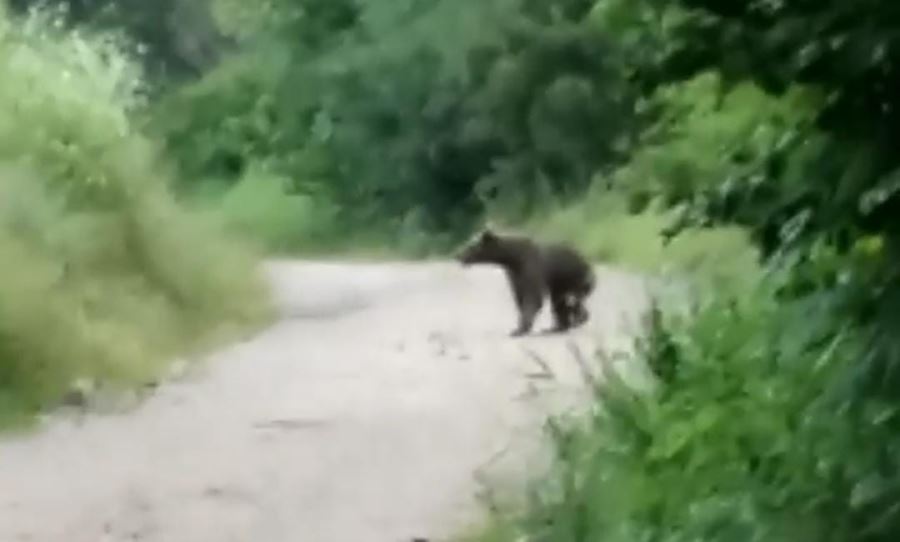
[0,7,269,426]
[468,286,869,542]
[523,191,760,294]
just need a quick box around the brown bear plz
[456,226,595,336]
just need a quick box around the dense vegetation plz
[466,1,900,541]
[0,5,267,425]
[4,0,900,540]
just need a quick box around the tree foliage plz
[7,0,232,80]
[154,0,643,242]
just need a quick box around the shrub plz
[478,287,872,542]
[197,165,341,254]
[0,7,268,424]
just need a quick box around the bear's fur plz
[456,226,595,336]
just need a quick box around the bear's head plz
[456,226,502,266]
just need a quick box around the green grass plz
[520,188,762,294]
[465,287,864,542]
[185,163,468,260]
[187,170,390,259]
[187,166,762,277]
[189,166,343,255]
[0,8,270,425]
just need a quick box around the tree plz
[8,0,232,81]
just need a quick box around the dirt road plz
[0,260,649,542]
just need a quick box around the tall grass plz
[519,188,761,295]
[467,288,864,542]
[189,165,341,254]
[182,166,411,258]
[0,7,269,425]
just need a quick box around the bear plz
[456,226,596,336]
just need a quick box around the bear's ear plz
[481,225,497,242]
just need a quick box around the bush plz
[0,8,268,424]
[194,165,341,254]
[476,287,872,542]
